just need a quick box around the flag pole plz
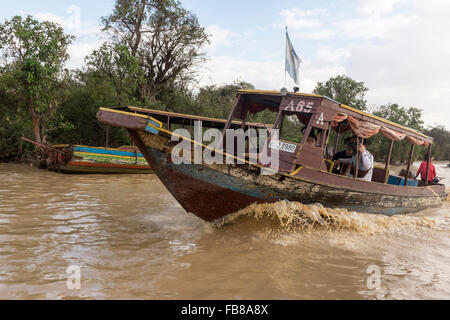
[284,26,287,88]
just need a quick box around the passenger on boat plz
[306,133,317,146]
[332,137,353,174]
[336,139,374,181]
[415,154,437,183]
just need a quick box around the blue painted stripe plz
[148,118,161,128]
[73,146,144,158]
[323,95,342,105]
[144,117,162,135]
[145,124,159,135]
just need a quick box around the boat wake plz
[213,200,450,236]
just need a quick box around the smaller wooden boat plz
[21,137,152,174]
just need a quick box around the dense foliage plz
[0,16,74,144]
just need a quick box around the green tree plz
[313,75,369,110]
[370,104,425,163]
[102,0,209,102]
[0,71,34,161]
[47,70,131,148]
[425,125,450,160]
[0,15,74,143]
[195,81,255,119]
[85,43,143,106]
[374,104,424,130]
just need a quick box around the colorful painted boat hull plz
[48,145,152,174]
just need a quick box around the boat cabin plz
[223,90,435,187]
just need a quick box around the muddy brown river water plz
[0,163,449,300]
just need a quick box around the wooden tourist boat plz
[21,137,152,174]
[96,91,448,221]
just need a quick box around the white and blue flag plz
[285,31,302,85]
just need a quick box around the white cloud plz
[206,25,239,48]
[316,46,351,65]
[277,8,329,30]
[357,0,407,16]
[335,14,420,39]
[281,8,329,19]
[291,29,336,40]
[67,42,101,70]
[339,0,450,128]
[32,11,101,38]
[196,56,284,90]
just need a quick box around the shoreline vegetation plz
[1,1,449,165]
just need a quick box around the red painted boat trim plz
[70,161,151,170]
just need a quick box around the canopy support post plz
[404,143,415,186]
[301,122,313,145]
[333,123,341,155]
[273,109,284,129]
[353,136,360,179]
[222,95,241,151]
[240,106,248,130]
[384,140,394,184]
[426,144,432,186]
[105,126,109,148]
[224,95,240,131]
[271,109,284,145]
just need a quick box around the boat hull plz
[50,161,152,174]
[130,131,447,221]
[47,145,152,174]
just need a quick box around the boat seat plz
[371,166,389,183]
[387,174,419,187]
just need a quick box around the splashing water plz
[215,200,450,236]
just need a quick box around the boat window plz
[302,118,329,149]
[279,115,304,143]
[316,129,325,148]
[246,109,277,126]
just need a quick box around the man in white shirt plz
[336,140,374,181]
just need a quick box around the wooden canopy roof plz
[237,90,433,145]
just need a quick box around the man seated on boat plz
[415,154,437,184]
[336,139,374,181]
[331,137,353,174]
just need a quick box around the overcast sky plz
[2,0,449,129]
